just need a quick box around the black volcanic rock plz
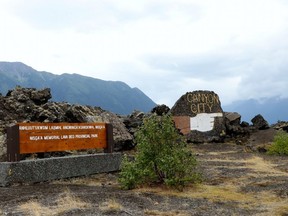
[151,104,170,116]
[251,114,269,130]
[224,112,251,139]
[225,112,241,126]
[30,88,52,105]
[272,121,288,132]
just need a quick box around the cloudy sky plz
[1,0,288,107]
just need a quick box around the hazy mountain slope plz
[223,98,288,124]
[0,62,156,114]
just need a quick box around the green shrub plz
[268,131,288,156]
[119,114,201,190]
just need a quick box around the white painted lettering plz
[29,136,43,141]
[61,135,68,139]
[43,135,60,140]
[49,126,62,130]
[75,134,90,139]
[91,134,98,138]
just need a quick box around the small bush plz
[268,131,288,156]
[119,114,201,190]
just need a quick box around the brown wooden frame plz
[7,123,114,162]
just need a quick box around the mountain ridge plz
[0,61,156,114]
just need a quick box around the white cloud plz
[1,0,288,107]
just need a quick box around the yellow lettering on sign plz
[187,93,193,103]
[206,103,213,112]
[191,104,198,114]
[186,93,221,115]
[198,103,206,113]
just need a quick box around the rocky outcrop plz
[251,114,270,130]
[169,91,274,144]
[271,121,288,132]
[224,112,251,138]
[225,112,241,125]
[170,91,225,143]
[0,87,133,161]
[151,104,170,116]
[123,111,145,136]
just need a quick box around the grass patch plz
[245,156,288,176]
[19,201,49,216]
[266,199,288,216]
[135,184,255,203]
[135,183,285,213]
[205,150,240,155]
[56,188,90,213]
[18,188,90,216]
[205,156,288,177]
[144,209,189,216]
[99,198,123,213]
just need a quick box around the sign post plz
[7,124,20,162]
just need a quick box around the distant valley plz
[0,62,156,115]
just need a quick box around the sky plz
[1,0,288,107]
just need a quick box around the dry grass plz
[136,184,287,215]
[18,188,91,216]
[245,156,288,176]
[56,188,91,212]
[52,173,118,187]
[266,199,288,216]
[205,150,240,155]
[136,184,257,203]
[204,156,288,178]
[18,201,50,216]
[99,198,123,213]
[144,209,189,216]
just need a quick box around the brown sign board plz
[7,123,114,162]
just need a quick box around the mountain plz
[223,97,288,124]
[0,62,157,115]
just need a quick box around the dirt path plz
[0,143,287,215]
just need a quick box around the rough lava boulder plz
[251,114,270,130]
[224,112,251,140]
[151,104,170,116]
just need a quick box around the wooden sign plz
[7,123,114,162]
